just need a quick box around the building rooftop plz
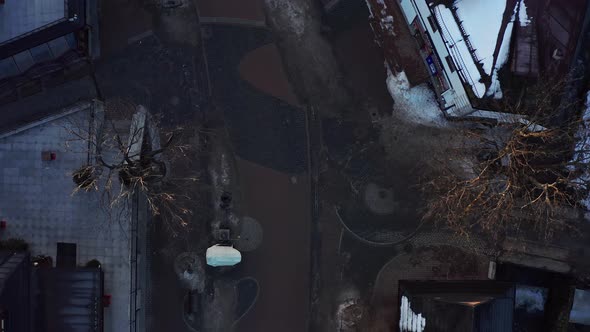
[35,268,104,332]
[0,0,66,44]
[399,280,515,332]
[0,103,131,331]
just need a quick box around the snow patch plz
[266,0,306,36]
[400,296,426,332]
[386,68,448,127]
[486,5,518,99]
[380,15,395,36]
[572,91,590,210]
[516,286,547,313]
[518,0,532,27]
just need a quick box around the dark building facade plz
[0,250,104,332]
[0,251,32,332]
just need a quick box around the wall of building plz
[0,252,31,332]
[397,0,474,116]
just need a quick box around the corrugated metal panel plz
[399,281,516,332]
[474,298,514,332]
[36,268,104,332]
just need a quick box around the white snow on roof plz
[434,5,486,97]
[518,0,532,27]
[572,91,590,210]
[400,296,426,332]
[453,0,507,75]
[386,67,448,127]
[486,5,518,99]
[380,15,395,36]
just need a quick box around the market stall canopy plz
[206,244,242,267]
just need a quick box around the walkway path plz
[196,0,312,330]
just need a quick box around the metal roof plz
[35,268,104,332]
[399,281,516,332]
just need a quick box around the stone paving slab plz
[0,107,131,332]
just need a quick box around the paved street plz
[198,0,312,329]
[95,0,312,330]
[231,159,310,332]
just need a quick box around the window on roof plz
[427,15,438,32]
[445,55,457,73]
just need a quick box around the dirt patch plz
[238,44,300,106]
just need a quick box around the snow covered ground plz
[385,67,448,127]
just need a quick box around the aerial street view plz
[2,0,590,331]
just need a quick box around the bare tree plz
[421,81,589,241]
[65,99,198,230]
